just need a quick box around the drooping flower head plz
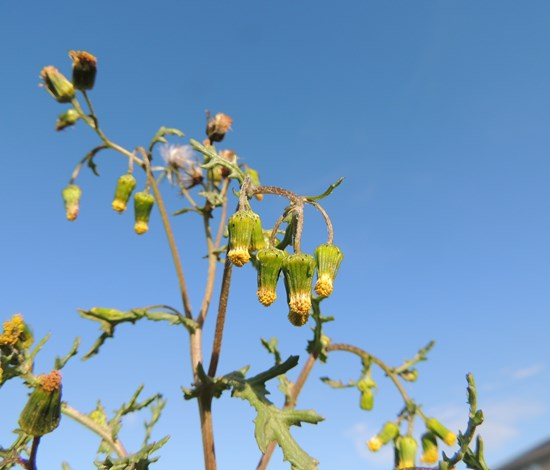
[227,210,265,267]
[62,184,82,221]
[112,174,137,213]
[134,191,155,234]
[314,244,343,297]
[426,417,457,446]
[283,253,316,320]
[420,432,439,465]
[367,421,399,452]
[255,248,287,306]
[395,435,418,469]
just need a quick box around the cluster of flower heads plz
[367,418,457,468]
[226,208,343,326]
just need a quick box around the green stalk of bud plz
[134,191,155,235]
[426,417,457,446]
[69,50,97,90]
[367,421,400,451]
[283,253,316,319]
[314,244,343,297]
[112,174,137,213]
[62,184,82,221]
[227,210,265,267]
[256,248,287,306]
[395,435,417,469]
[420,432,439,465]
[19,371,62,436]
[55,108,80,131]
[40,66,75,103]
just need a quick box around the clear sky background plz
[1,1,549,469]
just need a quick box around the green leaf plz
[54,337,80,370]
[228,357,323,470]
[304,177,344,201]
[190,139,245,182]
[79,307,196,359]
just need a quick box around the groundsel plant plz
[0,51,489,470]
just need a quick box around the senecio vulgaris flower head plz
[0,313,33,350]
[255,247,287,306]
[426,417,457,446]
[112,174,137,213]
[283,253,316,326]
[227,210,265,267]
[159,144,203,185]
[314,243,343,297]
[395,435,418,469]
[69,50,97,90]
[62,184,82,221]
[367,421,399,452]
[134,191,155,235]
[206,112,232,142]
[420,432,439,465]
[40,66,75,103]
[19,370,62,437]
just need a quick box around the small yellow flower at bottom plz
[228,247,251,267]
[62,184,82,221]
[257,287,277,306]
[134,220,149,235]
[134,192,155,235]
[420,432,439,464]
[288,310,309,327]
[367,421,399,452]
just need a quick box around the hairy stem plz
[62,403,128,458]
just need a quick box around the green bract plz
[283,253,316,325]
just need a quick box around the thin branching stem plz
[62,403,128,458]
[306,200,334,245]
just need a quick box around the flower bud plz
[400,368,418,382]
[206,113,232,142]
[314,244,343,297]
[69,50,97,90]
[19,370,62,436]
[0,314,33,350]
[227,210,265,267]
[55,108,80,131]
[62,184,82,221]
[367,421,399,451]
[40,66,75,103]
[256,248,287,306]
[112,174,137,213]
[395,435,417,469]
[426,417,457,446]
[420,432,439,465]
[283,253,316,317]
[134,191,155,235]
[357,377,376,411]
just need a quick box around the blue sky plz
[1,1,549,469]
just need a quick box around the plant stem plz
[62,403,128,458]
[28,437,40,470]
[207,258,233,377]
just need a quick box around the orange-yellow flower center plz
[257,287,276,306]
[228,248,250,267]
[134,221,149,235]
